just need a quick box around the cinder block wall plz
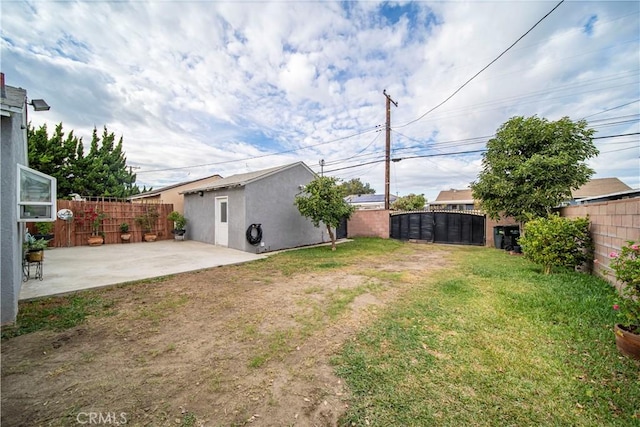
[560,198,640,286]
[348,209,390,238]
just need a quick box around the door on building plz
[215,196,228,247]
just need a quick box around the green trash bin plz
[493,226,505,249]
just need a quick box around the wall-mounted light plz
[198,191,204,197]
[29,99,50,111]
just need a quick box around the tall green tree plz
[295,176,356,251]
[471,115,598,223]
[339,178,376,196]
[391,193,426,211]
[28,123,142,198]
[27,123,80,198]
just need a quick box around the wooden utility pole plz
[383,89,398,210]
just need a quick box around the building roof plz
[571,178,632,199]
[0,82,26,115]
[345,194,397,204]
[434,189,474,203]
[129,173,223,199]
[434,179,632,205]
[182,162,315,194]
[573,188,640,204]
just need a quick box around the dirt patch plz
[1,243,453,426]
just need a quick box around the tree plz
[294,176,356,251]
[28,123,143,198]
[391,193,426,211]
[471,115,598,223]
[339,178,376,196]
[27,123,80,198]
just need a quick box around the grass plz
[1,293,114,340]
[5,238,638,425]
[334,246,640,426]
[243,237,407,277]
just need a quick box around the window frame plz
[17,164,57,222]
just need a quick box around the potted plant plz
[610,241,640,360]
[23,232,49,262]
[167,211,187,240]
[120,222,131,242]
[34,221,55,242]
[77,206,108,246]
[135,206,160,242]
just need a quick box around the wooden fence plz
[27,200,175,247]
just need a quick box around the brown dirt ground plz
[1,243,453,426]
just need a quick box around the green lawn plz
[334,245,640,426]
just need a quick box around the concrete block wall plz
[559,198,640,286]
[348,209,390,238]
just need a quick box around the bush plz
[167,211,187,230]
[610,241,640,330]
[519,215,592,275]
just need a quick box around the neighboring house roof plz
[182,162,315,194]
[130,173,223,199]
[434,179,632,205]
[571,178,632,199]
[345,194,397,204]
[573,188,640,204]
[433,189,474,205]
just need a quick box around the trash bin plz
[493,226,505,249]
[503,226,520,251]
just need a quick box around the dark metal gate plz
[336,216,348,239]
[390,211,485,246]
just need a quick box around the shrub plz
[167,211,187,230]
[610,241,640,331]
[519,215,592,275]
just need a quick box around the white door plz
[215,197,229,247]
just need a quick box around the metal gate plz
[390,211,485,246]
[336,216,348,239]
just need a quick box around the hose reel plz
[246,223,262,245]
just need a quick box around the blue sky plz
[2,0,638,201]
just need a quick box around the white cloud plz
[1,0,638,201]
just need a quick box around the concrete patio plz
[19,240,266,300]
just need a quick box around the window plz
[17,164,57,222]
[220,201,227,223]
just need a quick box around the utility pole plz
[319,159,325,177]
[383,89,398,210]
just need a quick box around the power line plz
[593,132,640,140]
[136,125,381,174]
[395,0,566,129]
[582,99,640,119]
[322,132,639,175]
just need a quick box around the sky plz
[2,0,639,202]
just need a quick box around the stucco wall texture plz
[1,110,27,324]
[184,164,325,253]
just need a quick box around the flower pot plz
[120,233,132,242]
[614,324,640,360]
[88,236,104,246]
[143,233,157,242]
[26,250,44,262]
